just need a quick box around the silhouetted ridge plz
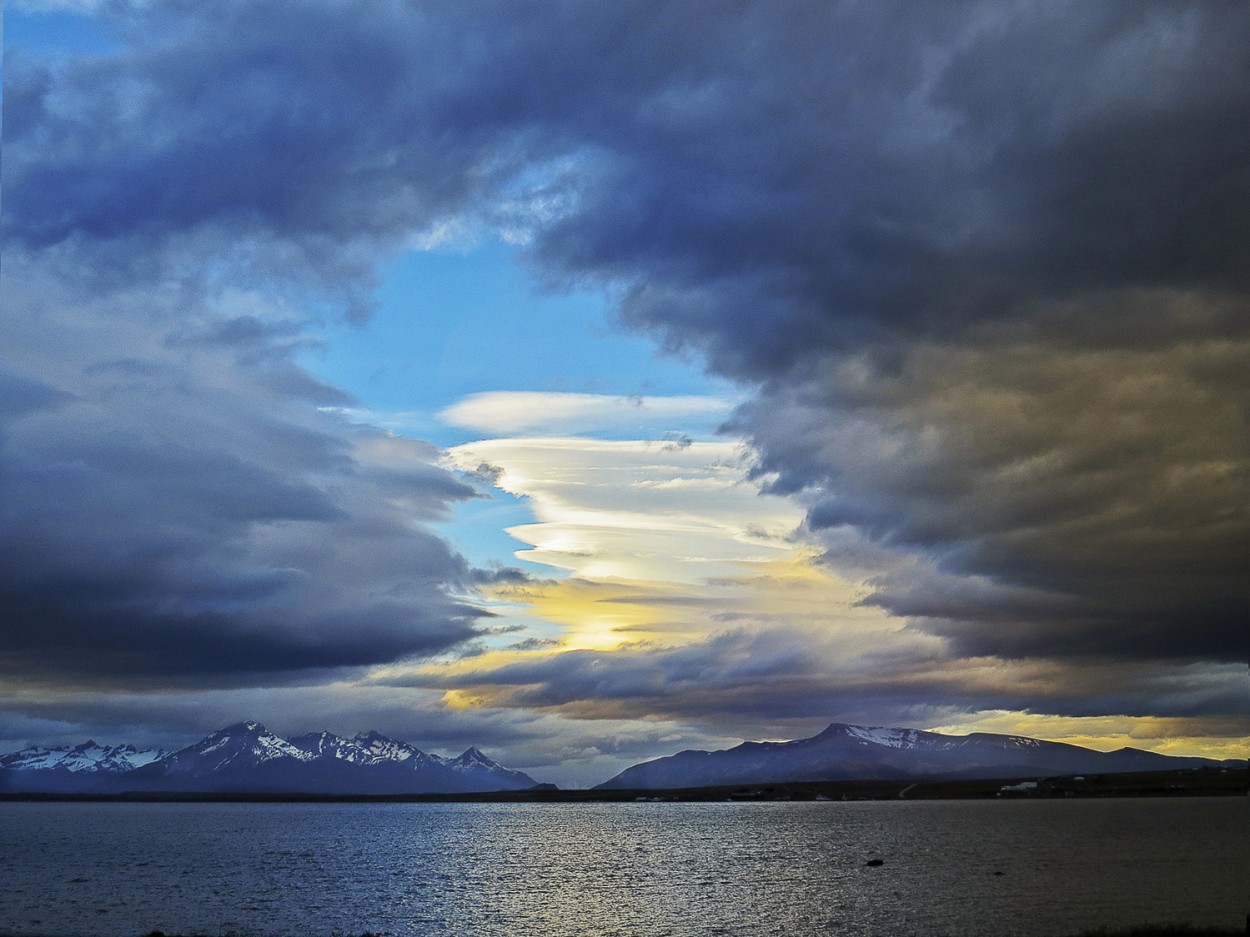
[595,722,1235,790]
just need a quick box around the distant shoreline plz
[2,765,1243,804]
[1,927,1245,937]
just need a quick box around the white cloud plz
[446,435,801,583]
[439,391,736,437]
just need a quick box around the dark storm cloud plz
[734,335,1248,664]
[3,0,1246,732]
[394,628,1244,732]
[1,108,492,689]
[2,1,553,690]
[0,268,485,685]
[454,2,1246,673]
[520,1,1249,670]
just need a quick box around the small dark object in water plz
[864,858,885,867]
[993,870,1005,876]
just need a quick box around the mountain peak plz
[214,720,266,736]
[815,722,852,737]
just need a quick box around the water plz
[0,798,1244,937]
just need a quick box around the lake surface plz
[0,798,1244,937]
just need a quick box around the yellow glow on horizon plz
[928,710,1250,761]
[470,546,912,662]
[510,577,675,650]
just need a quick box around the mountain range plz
[0,721,544,794]
[3,721,1239,795]
[595,722,1240,789]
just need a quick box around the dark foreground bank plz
[142,928,1246,936]
[1,765,1244,803]
[4,927,1244,937]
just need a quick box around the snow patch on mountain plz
[289,730,434,768]
[0,741,166,774]
[846,725,919,748]
[2,721,547,794]
[162,721,315,774]
[353,731,421,765]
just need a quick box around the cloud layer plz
[3,0,1245,764]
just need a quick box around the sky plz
[1,0,1246,788]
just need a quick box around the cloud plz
[401,626,1246,744]
[440,391,734,437]
[1,1,554,700]
[445,433,801,587]
[0,257,486,689]
[735,333,1248,664]
[488,3,1246,683]
[3,0,1246,763]
[450,2,1247,749]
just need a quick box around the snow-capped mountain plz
[1,722,546,795]
[442,746,540,788]
[0,740,165,774]
[0,741,167,792]
[595,722,1234,789]
[160,721,314,773]
[290,729,434,768]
